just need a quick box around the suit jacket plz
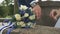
[18,0,33,7]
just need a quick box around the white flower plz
[17,21,26,27]
[19,5,28,10]
[14,14,21,20]
[27,22,33,26]
[19,21,24,25]
[21,23,26,27]
[17,22,21,25]
[23,13,29,17]
[27,22,36,28]
[29,15,35,20]
[27,22,35,28]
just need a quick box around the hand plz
[32,5,41,20]
[50,9,60,20]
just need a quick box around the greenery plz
[0,0,14,18]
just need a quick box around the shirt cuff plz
[30,0,38,7]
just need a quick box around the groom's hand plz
[32,5,41,20]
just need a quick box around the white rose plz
[29,15,35,20]
[27,22,36,28]
[19,21,24,25]
[27,22,33,26]
[14,14,21,20]
[17,21,26,27]
[19,5,28,10]
[23,13,29,17]
[21,23,26,27]
[17,22,21,25]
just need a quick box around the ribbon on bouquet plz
[6,25,14,34]
[0,19,15,34]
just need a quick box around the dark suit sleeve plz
[37,0,41,6]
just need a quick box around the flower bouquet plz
[13,5,36,28]
[0,0,37,34]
